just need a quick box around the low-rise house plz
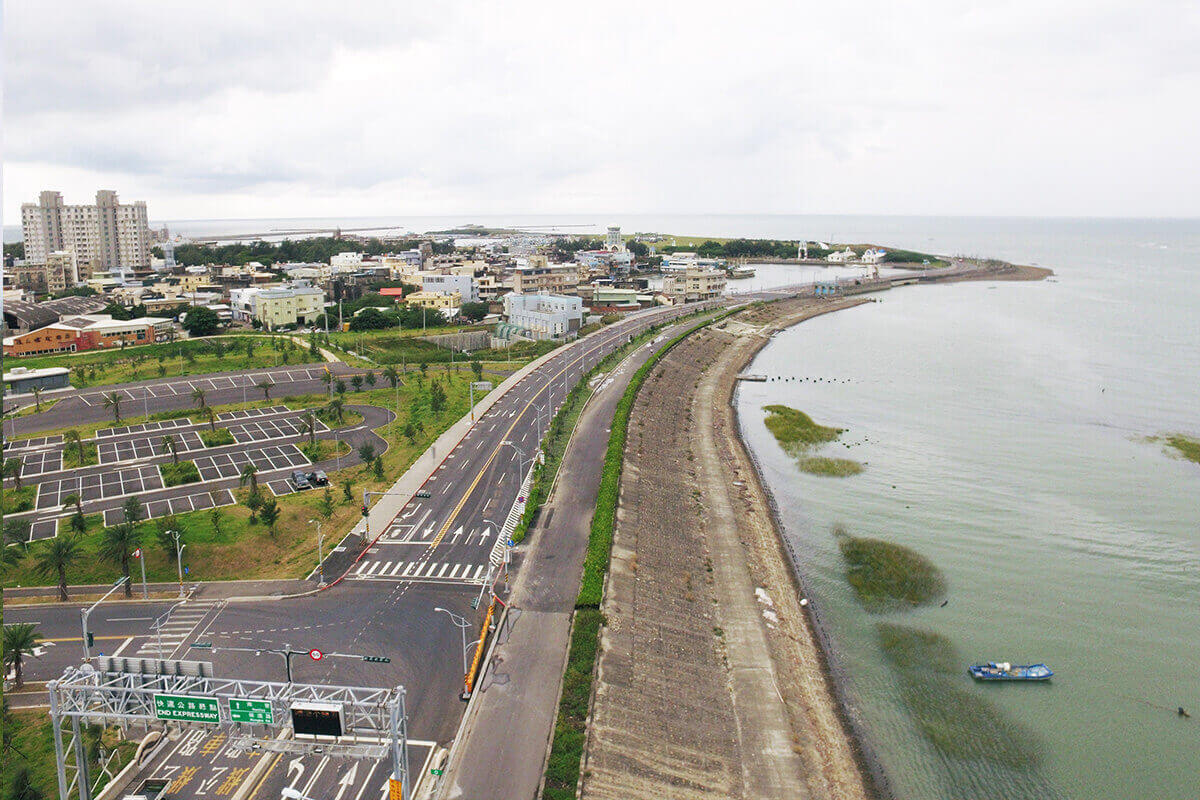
[503,292,583,340]
[826,247,858,263]
[229,284,325,330]
[661,267,727,304]
[3,314,174,357]
[406,290,461,317]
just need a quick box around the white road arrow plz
[287,757,305,787]
[332,762,358,800]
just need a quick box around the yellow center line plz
[427,328,626,550]
[246,752,283,800]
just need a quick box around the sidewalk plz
[2,578,311,605]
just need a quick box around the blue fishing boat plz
[968,662,1053,681]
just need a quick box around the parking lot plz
[78,368,328,406]
[192,445,309,481]
[28,519,58,541]
[20,450,63,477]
[36,465,163,509]
[226,416,328,444]
[215,405,288,422]
[3,435,63,452]
[97,430,205,464]
[102,488,237,526]
[96,418,191,438]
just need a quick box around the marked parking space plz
[192,445,309,481]
[103,489,236,526]
[226,416,328,444]
[97,430,205,464]
[36,465,163,509]
[3,435,63,452]
[266,479,296,496]
[28,519,59,542]
[20,450,63,477]
[215,405,288,422]
[79,367,328,407]
[97,418,191,438]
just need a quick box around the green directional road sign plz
[229,698,274,725]
[154,694,220,723]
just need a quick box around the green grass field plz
[8,335,320,388]
[797,456,864,477]
[763,405,844,451]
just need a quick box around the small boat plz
[728,266,756,278]
[968,662,1053,681]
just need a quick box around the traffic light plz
[86,632,95,648]
[362,655,391,663]
[361,504,369,517]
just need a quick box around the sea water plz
[734,218,1200,799]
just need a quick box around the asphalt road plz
[10,301,734,800]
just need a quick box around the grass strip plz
[542,608,604,800]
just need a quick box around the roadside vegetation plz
[876,623,1042,768]
[0,705,135,800]
[8,335,318,389]
[836,526,946,611]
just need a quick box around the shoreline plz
[713,297,894,798]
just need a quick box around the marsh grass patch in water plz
[1164,433,1200,465]
[797,456,864,477]
[763,405,865,475]
[877,623,1043,769]
[837,528,946,611]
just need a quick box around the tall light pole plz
[433,607,472,678]
[80,577,129,661]
[308,518,325,586]
[500,440,528,487]
[169,531,186,598]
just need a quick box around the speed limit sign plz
[309,649,324,661]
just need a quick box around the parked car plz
[309,469,329,486]
[291,471,312,489]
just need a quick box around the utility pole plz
[134,547,147,599]
[434,607,472,691]
[80,577,129,660]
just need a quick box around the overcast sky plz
[4,0,1198,222]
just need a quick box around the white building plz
[503,292,583,340]
[229,284,326,330]
[826,247,858,263]
[605,225,624,252]
[862,248,887,264]
[422,273,478,303]
[20,190,152,275]
[661,252,725,274]
[662,267,727,304]
[330,252,364,269]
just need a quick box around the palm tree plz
[30,387,43,413]
[99,523,142,598]
[3,520,30,567]
[383,365,400,389]
[326,398,345,424]
[34,535,81,601]
[2,623,43,689]
[320,370,333,392]
[239,463,259,495]
[191,387,207,409]
[300,411,317,445]
[257,380,275,400]
[63,429,84,464]
[2,457,21,489]
[161,435,179,464]
[61,493,83,517]
[102,392,122,422]
[204,406,217,432]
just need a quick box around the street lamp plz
[80,577,129,661]
[434,607,472,679]
[169,531,186,598]
[500,440,529,486]
[308,518,326,586]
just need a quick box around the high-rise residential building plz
[20,190,152,275]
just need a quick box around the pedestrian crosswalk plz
[350,559,490,584]
[135,601,221,658]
